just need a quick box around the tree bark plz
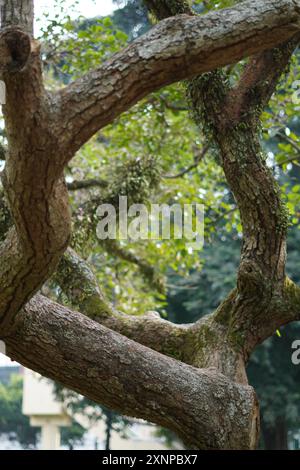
[1,0,300,449]
[4,294,259,450]
[1,0,34,34]
[54,0,300,154]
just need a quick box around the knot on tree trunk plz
[237,260,267,298]
[0,27,31,73]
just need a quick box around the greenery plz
[0,375,86,449]
[2,0,300,449]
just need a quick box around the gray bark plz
[1,0,300,449]
[4,294,259,450]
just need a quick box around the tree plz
[167,228,300,449]
[0,374,38,448]
[1,0,300,449]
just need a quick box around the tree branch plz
[54,248,185,359]
[145,0,299,357]
[242,277,300,356]
[0,1,71,331]
[54,0,300,156]
[102,239,166,294]
[224,36,300,126]
[164,145,209,179]
[3,293,259,450]
[66,178,109,191]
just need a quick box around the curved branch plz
[242,276,300,355]
[3,293,259,450]
[54,0,300,156]
[217,38,300,288]
[0,4,71,331]
[146,0,298,359]
[224,36,300,126]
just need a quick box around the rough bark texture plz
[0,0,33,34]
[0,0,300,449]
[4,294,259,450]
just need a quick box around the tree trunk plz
[262,418,288,450]
[105,411,113,451]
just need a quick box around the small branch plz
[225,36,300,126]
[157,94,189,112]
[103,239,166,294]
[276,154,300,167]
[67,178,108,191]
[3,293,259,450]
[207,207,237,229]
[164,145,209,179]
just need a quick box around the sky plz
[0,0,117,368]
[35,0,116,33]
[35,0,116,19]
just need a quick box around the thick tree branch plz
[0,1,71,330]
[146,0,298,359]
[54,0,300,156]
[164,145,209,179]
[224,36,300,127]
[3,293,259,450]
[240,277,300,355]
[53,247,252,383]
